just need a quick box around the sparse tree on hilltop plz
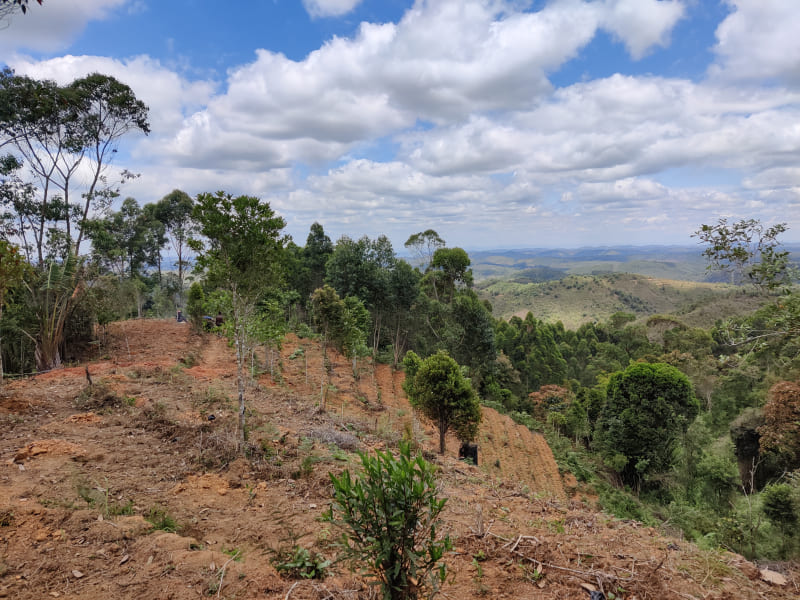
[154,189,195,298]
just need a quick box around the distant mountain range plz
[468,244,800,283]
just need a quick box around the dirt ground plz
[1,319,797,599]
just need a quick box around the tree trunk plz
[372,312,382,357]
[0,307,4,382]
[233,305,246,448]
[35,291,70,371]
[35,337,62,371]
[237,364,246,446]
[392,320,406,368]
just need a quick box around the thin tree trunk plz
[0,306,4,382]
[232,297,246,448]
[372,312,382,357]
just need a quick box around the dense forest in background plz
[2,68,800,562]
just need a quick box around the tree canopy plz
[404,350,481,455]
[693,218,793,291]
[595,362,699,489]
[0,70,149,371]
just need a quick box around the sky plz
[1,0,799,250]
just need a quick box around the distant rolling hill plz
[476,273,762,330]
[469,245,711,282]
[471,244,798,329]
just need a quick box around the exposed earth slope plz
[1,320,797,599]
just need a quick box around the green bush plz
[186,282,205,328]
[761,482,799,557]
[294,321,314,339]
[324,441,452,600]
[272,545,330,580]
[596,482,657,525]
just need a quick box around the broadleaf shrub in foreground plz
[324,441,451,600]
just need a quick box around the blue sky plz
[2,0,800,250]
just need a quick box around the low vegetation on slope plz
[477,272,769,330]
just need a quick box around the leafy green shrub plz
[596,482,656,525]
[186,282,205,329]
[480,399,507,414]
[324,441,452,600]
[295,322,314,339]
[565,451,594,482]
[761,482,799,557]
[272,545,330,580]
[509,410,539,430]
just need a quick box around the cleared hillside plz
[1,320,796,599]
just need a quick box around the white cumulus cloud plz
[0,0,131,54]
[711,0,800,85]
[599,0,685,59]
[302,0,364,18]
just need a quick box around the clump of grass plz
[39,498,77,510]
[178,352,199,368]
[222,547,243,562]
[75,479,135,517]
[193,384,229,408]
[108,499,135,516]
[197,427,241,470]
[146,505,179,532]
[0,414,25,430]
[0,509,13,527]
[74,380,122,411]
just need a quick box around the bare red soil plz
[0,319,797,599]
